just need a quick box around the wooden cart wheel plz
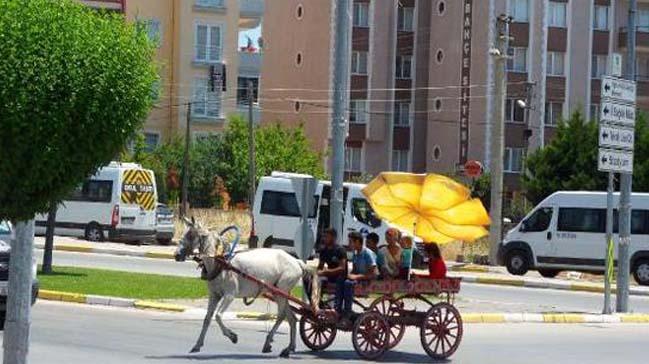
[352,311,390,360]
[299,312,337,351]
[420,302,463,360]
[370,295,406,349]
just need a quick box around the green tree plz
[522,111,649,205]
[0,0,156,359]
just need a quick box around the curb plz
[35,243,176,260]
[449,264,500,274]
[38,289,186,313]
[455,274,649,297]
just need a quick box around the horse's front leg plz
[214,294,238,344]
[262,298,287,354]
[191,293,221,353]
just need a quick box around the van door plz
[119,169,157,237]
[518,206,556,265]
[547,207,606,270]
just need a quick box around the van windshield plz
[352,198,381,228]
[523,207,553,232]
[0,221,10,234]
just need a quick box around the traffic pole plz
[603,172,614,314]
[616,0,636,313]
[247,80,256,227]
[181,102,192,218]
[330,0,351,235]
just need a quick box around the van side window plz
[68,180,113,203]
[524,207,553,232]
[631,210,649,235]
[558,208,606,233]
[260,191,318,218]
[352,198,381,228]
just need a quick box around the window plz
[393,101,411,126]
[349,99,368,124]
[138,19,162,46]
[353,2,369,27]
[144,133,159,152]
[593,5,609,30]
[512,0,529,23]
[345,147,362,172]
[260,191,317,218]
[545,102,563,126]
[522,207,553,232]
[590,104,600,121]
[398,6,414,31]
[631,210,649,235]
[391,150,409,172]
[195,24,222,62]
[0,221,11,235]
[351,51,368,75]
[591,54,608,78]
[548,1,567,27]
[68,180,113,203]
[195,0,225,8]
[504,147,524,173]
[558,208,606,233]
[639,9,649,32]
[547,51,565,76]
[505,99,525,123]
[236,77,259,105]
[507,47,528,72]
[192,78,221,118]
[352,199,382,228]
[637,56,649,80]
[396,55,412,79]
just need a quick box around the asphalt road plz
[39,250,649,313]
[8,301,649,364]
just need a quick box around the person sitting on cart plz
[311,228,347,310]
[426,242,447,279]
[377,228,402,279]
[339,231,377,319]
[365,232,384,278]
[398,236,414,279]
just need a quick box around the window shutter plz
[196,25,208,61]
[209,26,221,61]
[193,79,206,116]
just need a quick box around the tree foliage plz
[0,0,157,221]
[522,111,649,205]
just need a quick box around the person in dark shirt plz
[308,228,347,311]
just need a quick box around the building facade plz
[80,0,263,149]
[261,0,649,189]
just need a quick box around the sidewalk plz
[34,236,178,259]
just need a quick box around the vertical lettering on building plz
[458,0,473,165]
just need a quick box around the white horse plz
[174,218,319,358]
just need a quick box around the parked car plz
[155,203,175,245]
[34,161,158,243]
[499,191,649,285]
[0,220,39,330]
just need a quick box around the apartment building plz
[262,0,649,190]
[80,0,263,149]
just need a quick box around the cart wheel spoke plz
[421,303,463,360]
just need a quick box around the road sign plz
[600,101,636,126]
[601,76,637,104]
[599,124,635,150]
[598,148,634,174]
[611,53,623,77]
[464,160,483,178]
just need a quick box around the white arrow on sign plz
[601,76,637,104]
[598,148,634,174]
[599,123,635,150]
[600,101,636,126]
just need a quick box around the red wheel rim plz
[370,295,406,349]
[420,302,463,359]
[352,312,389,360]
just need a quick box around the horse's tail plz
[300,261,320,310]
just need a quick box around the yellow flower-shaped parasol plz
[361,173,491,244]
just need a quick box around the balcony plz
[618,27,649,51]
[238,51,262,77]
[240,0,264,29]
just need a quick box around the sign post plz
[598,75,637,314]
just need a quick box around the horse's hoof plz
[279,348,291,358]
[262,345,272,353]
[189,347,201,354]
[229,333,238,344]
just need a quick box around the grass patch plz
[38,266,207,300]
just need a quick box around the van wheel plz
[538,269,560,278]
[505,250,529,276]
[85,223,104,242]
[633,259,649,286]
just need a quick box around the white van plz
[252,172,414,257]
[35,162,158,243]
[499,191,649,285]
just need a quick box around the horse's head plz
[175,216,204,262]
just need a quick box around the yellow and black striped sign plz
[121,169,156,211]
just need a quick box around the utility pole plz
[181,102,192,218]
[520,82,535,174]
[3,220,35,364]
[617,0,637,313]
[247,80,256,215]
[604,172,614,314]
[330,0,351,235]
[488,14,510,265]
